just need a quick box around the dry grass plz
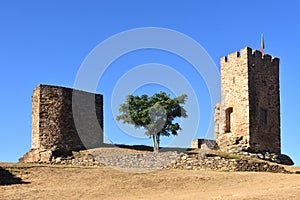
[1,162,300,200]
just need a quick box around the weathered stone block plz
[191,139,216,149]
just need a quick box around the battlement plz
[221,46,279,65]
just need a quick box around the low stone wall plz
[168,153,290,173]
[191,139,216,149]
[42,147,293,174]
[52,150,179,169]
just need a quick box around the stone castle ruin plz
[214,47,280,153]
[21,46,287,164]
[20,85,103,162]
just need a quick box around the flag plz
[260,33,265,54]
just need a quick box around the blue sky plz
[0,1,299,165]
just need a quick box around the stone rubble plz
[51,153,103,167]
[167,153,290,173]
[234,151,294,165]
[95,151,179,169]
[48,148,292,173]
[51,151,180,169]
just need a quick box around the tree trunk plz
[156,134,160,152]
[152,134,159,153]
[152,135,156,152]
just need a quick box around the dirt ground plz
[1,163,300,200]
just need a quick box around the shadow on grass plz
[0,167,30,185]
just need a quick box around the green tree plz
[116,92,188,152]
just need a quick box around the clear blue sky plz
[0,1,299,165]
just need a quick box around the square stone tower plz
[20,84,104,162]
[214,47,281,153]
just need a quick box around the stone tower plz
[214,47,281,153]
[20,84,104,162]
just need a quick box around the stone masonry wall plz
[215,47,251,150]
[248,50,281,153]
[31,86,40,149]
[191,139,216,149]
[20,84,104,162]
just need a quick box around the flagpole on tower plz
[260,33,265,54]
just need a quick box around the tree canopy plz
[116,92,188,152]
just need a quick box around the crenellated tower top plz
[221,46,279,66]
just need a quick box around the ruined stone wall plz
[20,84,104,162]
[248,50,281,153]
[191,139,216,149]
